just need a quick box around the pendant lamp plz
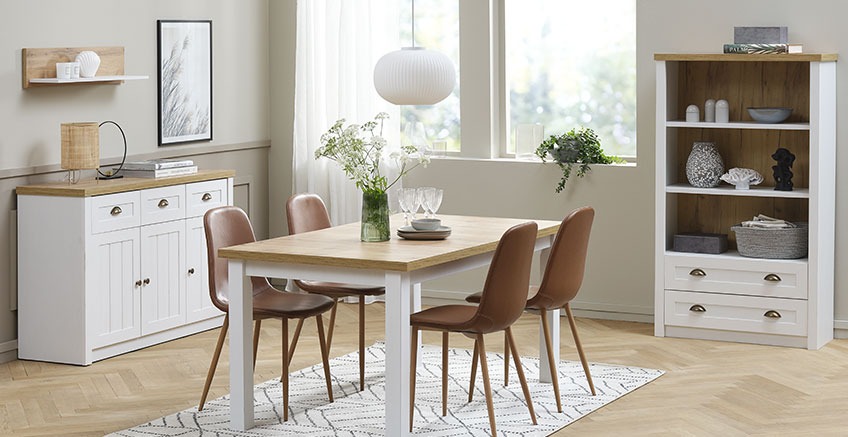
[373,0,456,105]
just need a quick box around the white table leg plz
[412,282,423,368]
[539,308,560,383]
[228,260,254,430]
[384,271,412,437]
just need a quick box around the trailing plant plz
[535,127,624,193]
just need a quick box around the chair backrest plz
[203,206,271,312]
[286,193,332,234]
[467,221,538,334]
[532,206,595,309]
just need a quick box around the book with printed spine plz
[118,166,198,178]
[723,43,803,54]
[121,158,195,171]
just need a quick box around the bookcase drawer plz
[665,254,807,299]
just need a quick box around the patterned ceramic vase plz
[685,142,724,188]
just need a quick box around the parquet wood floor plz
[1,303,846,436]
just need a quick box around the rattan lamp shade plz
[61,122,100,170]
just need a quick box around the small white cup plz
[70,62,81,79]
[56,62,75,80]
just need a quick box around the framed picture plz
[157,20,212,146]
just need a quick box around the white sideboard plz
[17,170,234,365]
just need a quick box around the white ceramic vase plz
[75,51,101,78]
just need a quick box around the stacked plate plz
[397,225,452,240]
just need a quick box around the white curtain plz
[294,0,401,226]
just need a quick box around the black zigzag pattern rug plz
[110,341,663,436]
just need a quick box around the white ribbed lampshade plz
[373,47,456,105]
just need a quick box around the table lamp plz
[61,122,99,184]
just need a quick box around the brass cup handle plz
[188,268,195,275]
[158,199,169,208]
[135,280,142,287]
[110,206,122,216]
[764,310,782,319]
[764,273,782,282]
[201,193,213,201]
[689,268,706,277]
[143,278,150,285]
[689,304,707,313]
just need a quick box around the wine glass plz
[429,188,443,218]
[417,187,435,218]
[397,188,411,226]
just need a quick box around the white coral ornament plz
[720,167,764,190]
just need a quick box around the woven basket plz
[731,223,808,259]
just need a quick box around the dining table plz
[218,213,562,435]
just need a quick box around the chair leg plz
[287,318,304,367]
[315,314,334,403]
[198,314,228,411]
[253,319,262,370]
[468,341,478,403]
[565,303,596,395]
[282,317,289,422]
[540,310,562,413]
[442,331,449,416]
[409,326,419,432]
[359,295,366,391]
[503,332,510,386]
[476,333,497,437]
[506,327,537,425]
[325,299,339,353]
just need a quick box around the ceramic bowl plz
[747,107,792,123]
[411,218,441,231]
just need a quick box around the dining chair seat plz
[295,280,385,298]
[465,207,597,413]
[409,305,478,331]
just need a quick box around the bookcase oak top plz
[654,53,837,62]
[17,169,235,197]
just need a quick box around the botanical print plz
[158,20,212,145]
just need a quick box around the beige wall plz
[0,0,272,361]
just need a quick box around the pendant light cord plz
[411,0,416,48]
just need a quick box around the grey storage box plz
[734,26,788,44]
[673,233,728,254]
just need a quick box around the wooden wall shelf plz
[21,46,147,89]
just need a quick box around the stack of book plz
[723,26,803,54]
[117,159,197,178]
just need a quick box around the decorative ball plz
[686,141,724,188]
[75,51,101,78]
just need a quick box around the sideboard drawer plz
[186,179,228,218]
[91,191,141,234]
[141,185,186,226]
[665,254,807,299]
[664,290,807,337]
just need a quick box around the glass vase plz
[361,190,390,242]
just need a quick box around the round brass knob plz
[764,310,782,319]
[689,268,706,277]
[158,199,169,208]
[143,278,150,285]
[764,274,782,282]
[188,268,195,275]
[689,304,706,313]
[110,206,122,216]
[135,280,142,287]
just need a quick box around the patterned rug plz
[110,341,663,436]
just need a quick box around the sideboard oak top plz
[16,169,235,197]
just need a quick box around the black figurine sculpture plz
[771,147,796,191]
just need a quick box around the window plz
[504,0,636,157]
[399,0,461,153]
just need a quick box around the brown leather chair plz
[466,206,597,413]
[199,206,336,421]
[410,222,539,436]
[285,193,386,392]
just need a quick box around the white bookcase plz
[654,53,836,350]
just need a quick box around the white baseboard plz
[834,319,848,339]
[0,339,17,354]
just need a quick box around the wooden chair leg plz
[287,318,304,367]
[442,331,449,416]
[565,303,596,395]
[409,326,419,432]
[253,319,262,370]
[198,314,228,411]
[282,317,289,422]
[359,295,365,391]
[315,314,334,403]
[476,333,497,437]
[325,300,339,353]
[468,340,478,403]
[503,332,510,386]
[506,327,537,425]
[540,310,562,412]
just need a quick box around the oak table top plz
[219,214,561,272]
[16,169,235,197]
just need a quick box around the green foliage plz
[535,127,623,193]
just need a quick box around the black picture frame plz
[157,20,212,146]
